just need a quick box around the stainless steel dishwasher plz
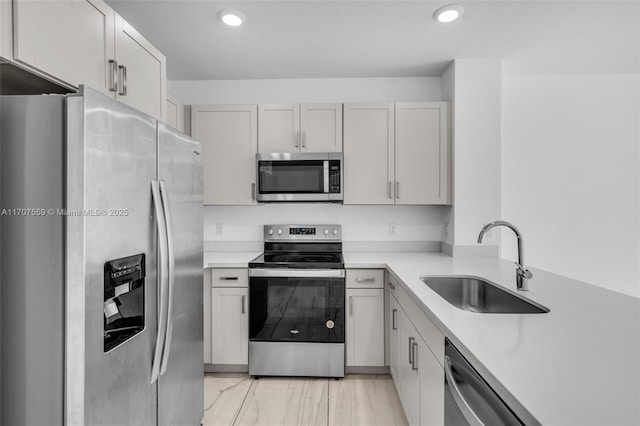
[445,339,524,426]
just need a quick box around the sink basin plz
[420,276,549,314]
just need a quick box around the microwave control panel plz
[329,160,341,193]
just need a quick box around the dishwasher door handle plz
[444,355,485,426]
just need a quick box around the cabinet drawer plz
[211,268,248,288]
[346,269,384,289]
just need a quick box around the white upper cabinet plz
[258,103,342,153]
[344,102,450,205]
[12,0,115,95]
[300,104,343,152]
[258,104,300,153]
[395,102,450,205]
[10,1,166,120]
[114,14,167,120]
[191,104,258,206]
[165,94,184,132]
[343,103,395,204]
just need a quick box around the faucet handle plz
[515,262,533,279]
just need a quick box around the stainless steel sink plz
[420,276,550,314]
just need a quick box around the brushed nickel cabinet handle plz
[355,277,375,283]
[396,181,400,199]
[408,337,415,364]
[251,182,256,201]
[392,309,397,330]
[241,295,246,314]
[108,59,118,92]
[349,296,353,315]
[412,341,419,370]
[220,276,239,280]
[117,65,127,96]
[388,280,396,290]
[387,181,392,198]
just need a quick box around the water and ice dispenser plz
[103,253,145,352]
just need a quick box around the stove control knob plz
[332,229,338,236]
[267,228,274,235]
[324,229,329,235]
[277,228,283,235]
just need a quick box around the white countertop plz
[203,251,260,268]
[346,252,640,426]
[204,250,640,425]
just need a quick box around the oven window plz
[249,277,345,343]
[258,160,324,193]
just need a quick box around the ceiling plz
[105,1,640,81]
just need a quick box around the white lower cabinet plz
[346,269,385,367]
[418,338,445,426]
[211,269,249,365]
[390,284,445,426]
[389,292,401,381]
[346,288,385,366]
[211,285,248,365]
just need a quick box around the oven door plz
[248,269,345,343]
[256,153,343,202]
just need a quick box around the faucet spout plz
[477,221,533,291]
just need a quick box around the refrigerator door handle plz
[159,180,176,375]
[150,180,169,384]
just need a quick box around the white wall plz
[502,73,640,298]
[169,77,441,105]
[449,59,502,252]
[205,204,445,243]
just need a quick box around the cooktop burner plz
[249,224,344,270]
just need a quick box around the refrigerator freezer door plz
[157,122,204,426]
[66,87,159,425]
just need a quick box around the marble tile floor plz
[203,373,408,426]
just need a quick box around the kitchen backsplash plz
[204,204,446,251]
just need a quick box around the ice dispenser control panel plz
[104,253,145,352]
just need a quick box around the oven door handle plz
[249,269,345,278]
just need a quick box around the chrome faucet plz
[478,221,533,291]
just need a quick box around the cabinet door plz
[395,102,450,205]
[114,14,167,120]
[418,337,445,426]
[343,103,395,204]
[300,103,342,152]
[13,0,115,95]
[346,288,384,367]
[389,294,401,382]
[211,287,248,364]
[397,307,420,426]
[258,104,300,153]
[166,94,184,132]
[191,105,258,205]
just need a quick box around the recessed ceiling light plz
[218,9,245,27]
[433,4,464,23]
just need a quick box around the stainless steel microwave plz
[256,152,343,202]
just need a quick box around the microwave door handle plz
[323,161,329,193]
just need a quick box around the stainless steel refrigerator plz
[0,85,204,425]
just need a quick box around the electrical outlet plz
[443,221,449,237]
[215,223,224,235]
[389,223,397,236]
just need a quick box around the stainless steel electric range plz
[248,224,345,378]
